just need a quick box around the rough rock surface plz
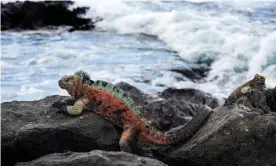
[264,87,276,112]
[15,150,167,166]
[2,82,276,166]
[152,106,276,166]
[143,99,211,131]
[170,64,210,82]
[1,95,121,166]
[160,88,220,109]
[1,1,96,31]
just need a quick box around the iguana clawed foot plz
[63,98,76,105]
[52,100,70,115]
[52,97,76,115]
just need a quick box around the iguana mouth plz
[58,80,66,89]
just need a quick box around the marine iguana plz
[224,74,266,105]
[53,70,213,152]
[224,74,270,113]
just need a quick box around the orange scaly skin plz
[54,70,213,152]
[62,79,170,145]
[83,84,169,144]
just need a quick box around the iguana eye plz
[261,77,265,82]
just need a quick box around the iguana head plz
[58,70,91,97]
[253,74,265,88]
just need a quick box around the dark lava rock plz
[264,87,276,112]
[170,64,210,82]
[143,99,210,131]
[1,1,97,31]
[1,82,220,166]
[15,150,167,166]
[2,83,275,166]
[154,106,276,166]
[160,88,220,109]
[1,95,121,166]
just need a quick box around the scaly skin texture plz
[53,70,213,152]
[224,74,266,106]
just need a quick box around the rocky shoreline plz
[1,1,98,32]
[2,1,276,165]
[1,81,276,166]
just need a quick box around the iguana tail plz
[165,105,213,144]
[138,105,213,145]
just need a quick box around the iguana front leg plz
[66,99,85,115]
[53,98,86,116]
[241,86,254,94]
[119,123,138,152]
[224,86,253,106]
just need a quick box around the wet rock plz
[170,64,210,82]
[264,87,276,112]
[143,99,210,131]
[1,1,96,31]
[153,106,276,166]
[2,83,275,166]
[160,88,220,109]
[15,150,167,166]
[1,95,121,166]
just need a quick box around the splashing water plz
[1,0,276,102]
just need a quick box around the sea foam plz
[71,0,276,98]
[1,0,276,102]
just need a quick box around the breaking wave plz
[1,0,276,102]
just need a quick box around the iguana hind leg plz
[119,123,137,152]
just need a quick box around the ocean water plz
[1,0,276,103]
